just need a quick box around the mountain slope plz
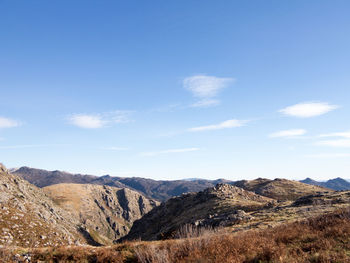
[300,177,350,191]
[43,183,158,245]
[122,184,274,241]
[233,178,331,200]
[0,164,86,247]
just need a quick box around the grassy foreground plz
[2,208,350,263]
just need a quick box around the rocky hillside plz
[43,183,158,245]
[300,177,350,191]
[233,178,331,201]
[0,164,86,247]
[122,184,274,241]
[13,167,231,201]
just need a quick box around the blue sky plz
[1,0,350,180]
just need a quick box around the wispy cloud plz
[0,144,69,149]
[189,119,247,132]
[305,153,350,158]
[141,147,200,157]
[279,102,338,118]
[68,111,132,129]
[0,117,21,129]
[269,129,307,138]
[184,75,235,107]
[315,139,350,148]
[100,146,129,151]
[319,131,350,138]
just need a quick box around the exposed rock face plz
[0,163,85,247]
[121,184,274,241]
[233,178,332,201]
[13,167,232,201]
[43,183,159,245]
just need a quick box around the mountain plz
[233,178,331,201]
[300,177,350,191]
[11,166,99,188]
[121,184,274,241]
[43,183,158,245]
[13,167,233,201]
[0,164,86,247]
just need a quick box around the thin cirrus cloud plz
[183,74,235,107]
[141,147,200,157]
[0,144,69,149]
[316,130,350,148]
[100,147,129,151]
[68,111,132,129]
[279,102,338,118]
[315,139,350,148]
[319,131,350,138]
[189,119,247,132]
[0,117,21,129]
[269,129,307,138]
[306,153,350,158]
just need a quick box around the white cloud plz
[69,114,105,129]
[189,119,247,132]
[269,129,307,138]
[190,99,220,108]
[279,102,338,118]
[141,147,200,157]
[0,117,21,129]
[68,111,131,129]
[0,144,69,149]
[306,153,350,158]
[315,139,350,148]
[100,147,129,151]
[184,75,235,107]
[319,131,350,138]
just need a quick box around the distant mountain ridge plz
[233,178,331,201]
[300,177,350,191]
[12,167,233,201]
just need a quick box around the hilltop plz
[233,178,331,200]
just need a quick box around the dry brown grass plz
[2,208,350,262]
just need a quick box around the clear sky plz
[1,0,350,180]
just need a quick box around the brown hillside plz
[43,183,159,245]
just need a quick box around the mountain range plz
[12,167,231,201]
[3,163,350,250]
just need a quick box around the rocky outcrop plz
[121,184,274,241]
[0,163,86,247]
[43,183,159,245]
